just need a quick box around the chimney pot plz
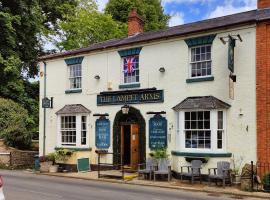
[258,0,270,9]
[128,9,144,37]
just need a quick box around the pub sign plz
[149,115,167,149]
[95,118,110,149]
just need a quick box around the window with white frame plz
[69,64,82,89]
[122,55,139,84]
[178,110,226,152]
[59,115,88,147]
[184,111,211,149]
[190,45,212,78]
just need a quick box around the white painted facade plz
[39,25,256,173]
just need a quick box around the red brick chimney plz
[128,9,144,37]
[258,0,270,9]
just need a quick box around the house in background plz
[38,0,270,172]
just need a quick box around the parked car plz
[0,176,5,200]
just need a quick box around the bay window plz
[178,110,226,152]
[58,115,89,148]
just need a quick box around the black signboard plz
[42,97,51,108]
[149,115,167,149]
[97,89,164,106]
[228,36,235,73]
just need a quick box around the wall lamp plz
[94,75,100,80]
[159,67,165,73]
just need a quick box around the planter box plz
[40,161,53,172]
[49,165,59,173]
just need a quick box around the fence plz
[250,161,270,192]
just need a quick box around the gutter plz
[42,61,47,156]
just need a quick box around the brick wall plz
[258,0,270,9]
[257,21,270,163]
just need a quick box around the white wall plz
[39,25,256,171]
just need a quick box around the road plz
[0,170,259,200]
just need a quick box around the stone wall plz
[0,139,38,167]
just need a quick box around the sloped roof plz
[39,8,270,61]
[56,104,91,115]
[172,96,231,111]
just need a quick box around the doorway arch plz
[113,106,146,166]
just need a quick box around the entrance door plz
[130,124,139,170]
[120,124,139,170]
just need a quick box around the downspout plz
[42,61,47,156]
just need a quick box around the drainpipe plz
[42,61,47,156]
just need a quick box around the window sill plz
[65,89,82,94]
[55,147,92,152]
[186,76,214,83]
[171,151,232,158]
[119,83,140,89]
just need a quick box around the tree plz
[0,98,32,149]
[105,0,170,32]
[57,0,127,50]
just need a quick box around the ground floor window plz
[178,110,226,152]
[58,115,88,148]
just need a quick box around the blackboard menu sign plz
[149,115,167,149]
[95,118,110,149]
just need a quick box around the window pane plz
[61,116,76,145]
[123,55,139,84]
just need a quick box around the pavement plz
[0,170,269,200]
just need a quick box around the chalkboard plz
[149,115,167,149]
[95,118,110,149]
[77,158,90,172]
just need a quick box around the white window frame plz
[176,110,226,153]
[188,45,212,79]
[57,114,89,148]
[121,55,140,85]
[68,64,82,90]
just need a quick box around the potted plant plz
[263,173,270,192]
[54,148,73,172]
[47,153,59,173]
[231,155,244,184]
[39,156,53,172]
[150,148,169,164]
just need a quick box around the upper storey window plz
[190,45,212,78]
[185,34,216,82]
[69,64,82,89]
[64,56,84,93]
[123,55,139,84]
[118,47,142,88]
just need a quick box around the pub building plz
[39,1,270,173]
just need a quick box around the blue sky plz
[97,0,257,26]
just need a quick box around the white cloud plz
[169,12,185,26]
[96,0,108,12]
[207,0,257,19]
[162,0,213,6]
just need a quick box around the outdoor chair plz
[138,158,155,180]
[180,160,203,184]
[153,159,171,182]
[208,161,232,188]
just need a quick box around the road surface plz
[0,170,259,200]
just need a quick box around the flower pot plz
[233,175,241,184]
[49,165,59,173]
[40,161,53,172]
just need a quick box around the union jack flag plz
[124,57,136,74]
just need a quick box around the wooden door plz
[130,124,139,170]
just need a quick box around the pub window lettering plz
[122,55,139,84]
[190,45,212,78]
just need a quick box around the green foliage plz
[57,0,127,50]
[150,148,169,160]
[105,0,170,32]
[0,98,32,149]
[54,148,73,162]
[263,173,270,192]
